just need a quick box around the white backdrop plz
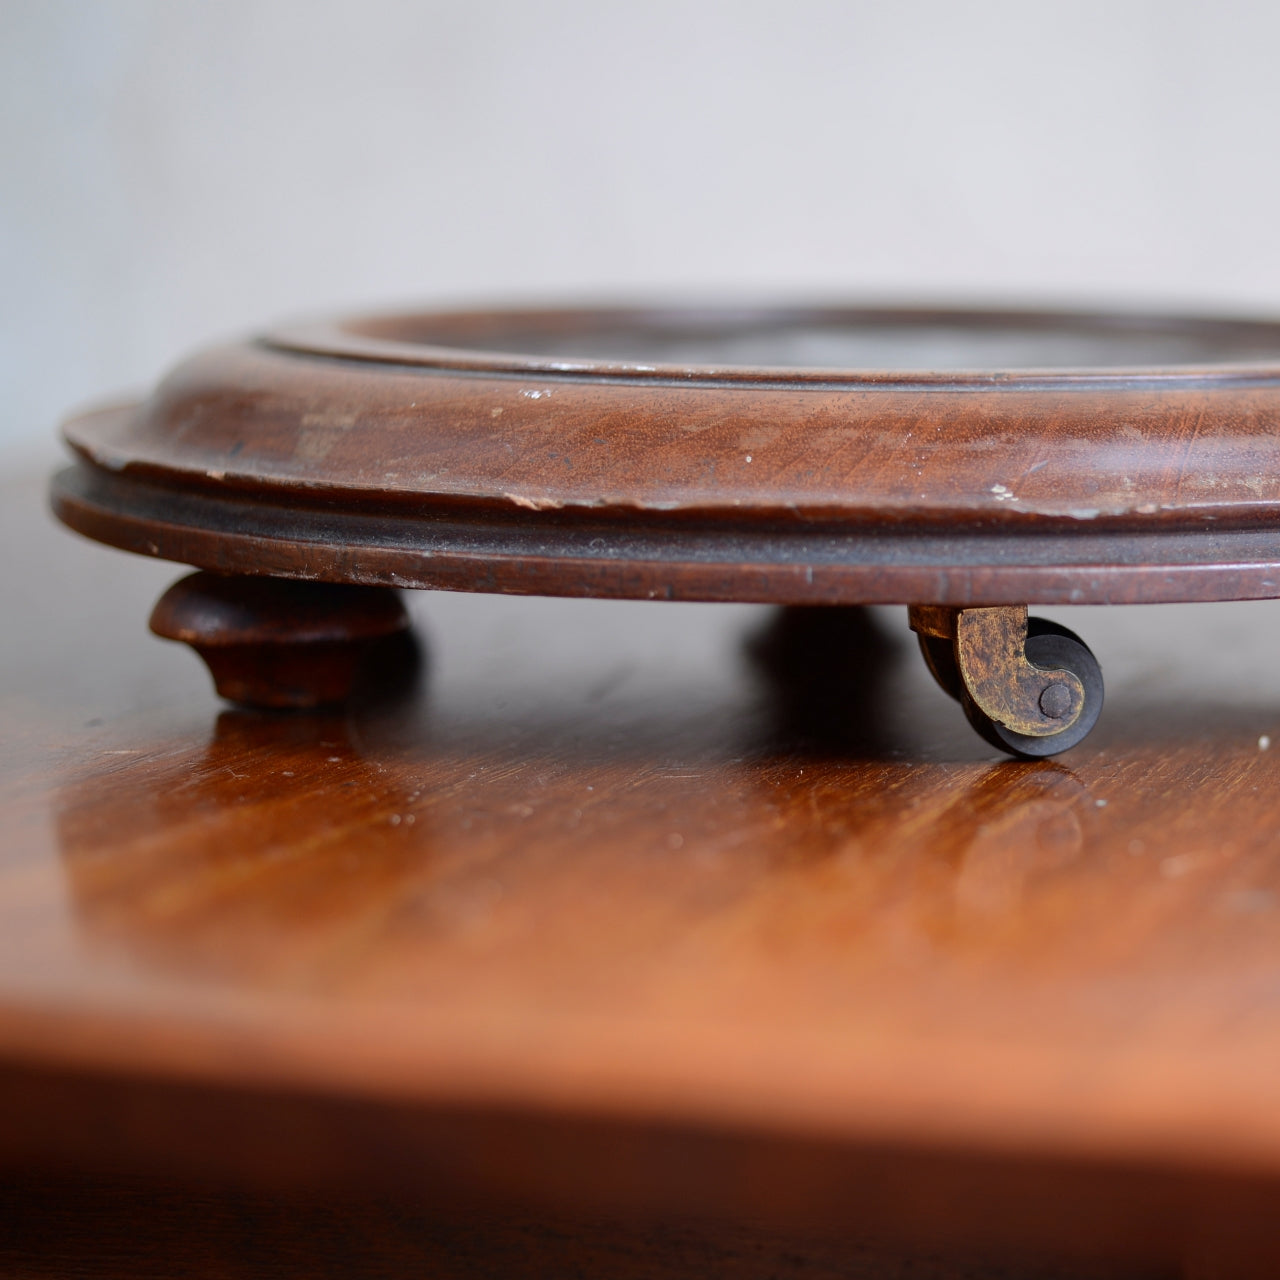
[5,0,1280,462]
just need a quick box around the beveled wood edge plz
[8,1058,1277,1269]
[50,459,1280,607]
[7,984,1280,1202]
[264,303,1280,388]
[65,399,1280,531]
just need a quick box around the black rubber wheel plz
[918,633,963,701]
[961,617,1104,759]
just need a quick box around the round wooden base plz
[51,302,1280,753]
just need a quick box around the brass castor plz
[909,605,1104,758]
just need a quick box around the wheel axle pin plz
[1039,682,1073,720]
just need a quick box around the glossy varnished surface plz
[67,322,1280,524]
[13,468,1280,1271]
[52,304,1280,610]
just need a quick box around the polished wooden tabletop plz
[6,462,1280,1276]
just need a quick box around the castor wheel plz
[909,605,1104,759]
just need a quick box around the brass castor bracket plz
[909,605,1102,757]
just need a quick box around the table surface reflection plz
[6,467,1280,1274]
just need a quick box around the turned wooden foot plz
[149,572,414,709]
[909,604,1104,758]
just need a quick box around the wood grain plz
[13,465,1280,1274]
[50,304,1280,608]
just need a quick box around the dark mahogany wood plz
[49,304,1280,608]
[14,463,1280,1274]
[149,571,414,708]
